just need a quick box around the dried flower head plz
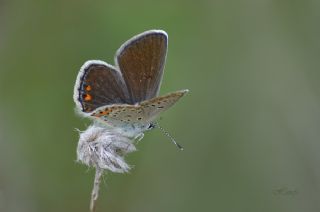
[77,125,137,173]
[76,124,141,212]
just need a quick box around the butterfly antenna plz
[153,122,184,151]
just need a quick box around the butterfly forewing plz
[116,30,168,103]
[91,90,188,125]
[74,61,131,113]
[139,89,188,122]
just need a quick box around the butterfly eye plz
[148,123,156,130]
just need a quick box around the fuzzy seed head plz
[77,125,137,173]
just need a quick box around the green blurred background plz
[1,0,320,211]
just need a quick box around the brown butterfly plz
[73,30,188,138]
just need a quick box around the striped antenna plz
[153,122,183,150]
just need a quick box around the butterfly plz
[73,30,188,138]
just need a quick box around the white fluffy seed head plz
[77,125,137,173]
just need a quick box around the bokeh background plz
[1,0,320,212]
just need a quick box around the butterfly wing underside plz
[91,90,188,126]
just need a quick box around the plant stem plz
[90,168,103,212]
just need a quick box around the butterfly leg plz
[134,133,144,143]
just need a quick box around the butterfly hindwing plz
[74,60,131,113]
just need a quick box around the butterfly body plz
[94,118,149,139]
[74,30,188,139]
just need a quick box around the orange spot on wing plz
[95,108,112,117]
[84,94,92,101]
[85,85,92,91]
